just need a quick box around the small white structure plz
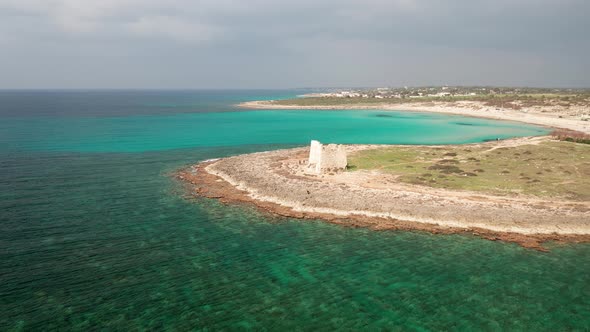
[306,140,347,175]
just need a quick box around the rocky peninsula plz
[177,136,590,251]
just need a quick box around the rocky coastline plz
[177,140,590,251]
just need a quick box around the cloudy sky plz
[0,0,589,89]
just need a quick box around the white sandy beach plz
[238,100,590,134]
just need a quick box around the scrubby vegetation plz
[273,93,590,109]
[271,87,590,114]
[552,129,590,144]
[347,141,590,200]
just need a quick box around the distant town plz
[308,86,590,100]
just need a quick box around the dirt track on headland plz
[237,100,590,134]
[176,138,590,251]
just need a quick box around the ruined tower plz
[306,140,347,174]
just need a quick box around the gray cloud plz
[0,0,588,88]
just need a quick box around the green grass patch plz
[271,93,590,109]
[347,141,590,200]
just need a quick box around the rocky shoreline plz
[176,140,590,251]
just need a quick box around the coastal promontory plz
[178,136,590,250]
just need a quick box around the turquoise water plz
[2,110,547,153]
[1,91,588,330]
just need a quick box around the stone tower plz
[306,140,347,174]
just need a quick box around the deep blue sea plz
[1,90,588,331]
